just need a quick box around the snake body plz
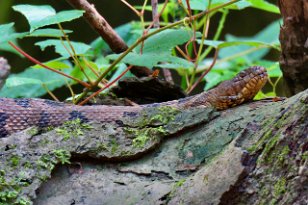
[0,57,268,138]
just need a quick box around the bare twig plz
[42,83,60,101]
[151,0,160,28]
[187,48,219,94]
[121,0,141,16]
[162,69,174,84]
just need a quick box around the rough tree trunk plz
[278,0,308,96]
[1,89,307,205]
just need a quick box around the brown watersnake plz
[0,57,268,138]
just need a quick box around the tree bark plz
[278,0,308,96]
[1,89,307,205]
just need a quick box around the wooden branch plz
[4,88,307,204]
[66,0,153,77]
[66,0,127,53]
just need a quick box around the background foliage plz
[0,0,281,100]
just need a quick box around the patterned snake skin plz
[0,57,268,137]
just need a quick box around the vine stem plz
[187,48,219,94]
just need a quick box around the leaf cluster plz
[0,0,281,99]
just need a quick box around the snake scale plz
[0,57,268,138]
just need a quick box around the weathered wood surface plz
[0,89,307,205]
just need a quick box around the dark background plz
[0,0,280,73]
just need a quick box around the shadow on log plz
[0,89,307,205]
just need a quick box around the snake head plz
[182,66,268,110]
[232,66,268,99]
[211,66,268,109]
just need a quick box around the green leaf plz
[107,29,197,68]
[181,0,251,11]
[200,39,276,49]
[27,28,73,37]
[204,69,235,90]
[218,20,280,62]
[32,60,71,70]
[0,67,68,98]
[13,4,84,32]
[246,0,280,14]
[140,29,200,53]
[35,39,91,58]
[0,23,27,54]
[5,77,42,87]
[70,59,99,82]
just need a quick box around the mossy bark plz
[0,89,307,205]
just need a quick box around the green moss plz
[120,150,133,156]
[0,190,19,202]
[269,198,277,205]
[110,138,119,154]
[56,118,93,140]
[26,127,39,136]
[277,146,290,163]
[52,149,71,165]
[0,170,27,204]
[126,106,179,128]
[247,130,273,153]
[132,133,149,148]
[149,106,178,124]
[260,186,270,197]
[131,126,166,148]
[22,162,32,169]
[56,128,70,140]
[45,126,54,131]
[302,151,308,160]
[255,132,281,165]
[10,156,20,167]
[174,179,186,188]
[36,154,57,171]
[274,177,286,198]
[16,197,32,205]
[263,133,279,154]
[97,143,108,152]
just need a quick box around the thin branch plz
[176,46,191,61]
[187,48,219,94]
[121,0,141,16]
[8,41,91,88]
[199,9,228,61]
[151,0,160,28]
[78,65,133,105]
[42,83,60,101]
[145,0,169,32]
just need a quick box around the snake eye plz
[238,71,246,78]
